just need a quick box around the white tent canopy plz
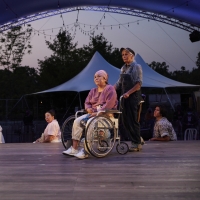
[35,51,199,94]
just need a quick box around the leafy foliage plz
[0,25,32,70]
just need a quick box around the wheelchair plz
[61,96,145,158]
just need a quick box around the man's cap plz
[120,47,135,56]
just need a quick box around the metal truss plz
[0,6,199,33]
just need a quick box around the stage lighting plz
[189,30,200,43]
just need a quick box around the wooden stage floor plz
[0,141,200,200]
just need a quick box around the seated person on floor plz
[33,109,61,143]
[62,70,118,159]
[150,104,177,141]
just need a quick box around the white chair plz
[184,128,197,140]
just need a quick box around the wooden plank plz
[0,141,200,200]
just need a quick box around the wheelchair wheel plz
[85,116,116,158]
[98,140,108,152]
[61,115,75,149]
[116,142,129,155]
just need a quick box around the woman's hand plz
[86,108,93,114]
[89,112,97,117]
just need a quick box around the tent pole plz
[6,95,24,118]
[163,88,175,111]
[62,93,78,121]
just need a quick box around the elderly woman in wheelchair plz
[62,70,118,159]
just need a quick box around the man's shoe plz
[129,144,142,152]
[75,148,89,159]
[63,146,78,156]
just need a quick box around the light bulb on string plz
[137,21,139,25]
[111,25,112,30]
[119,24,120,29]
[104,14,105,19]
[128,23,129,27]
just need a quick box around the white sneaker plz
[63,146,78,156]
[74,148,89,159]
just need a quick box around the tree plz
[78,34,123,68]
[148,61,171,78]
[0,25,32,70]
[0,66,39,99]
[38,30,80,89]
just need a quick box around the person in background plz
[62,70,118,159]
[23,109,33,126]
[114,47,143,151]
[23,109,34,142]
[33,109,61,143]
[144,107,155,136]
[0,125,5,143]
[150,104,177,141]
[173,105,184,139]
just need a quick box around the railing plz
[0,121,47,143]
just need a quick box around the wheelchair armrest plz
[97,109,122,116]
[75,109,87,118]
